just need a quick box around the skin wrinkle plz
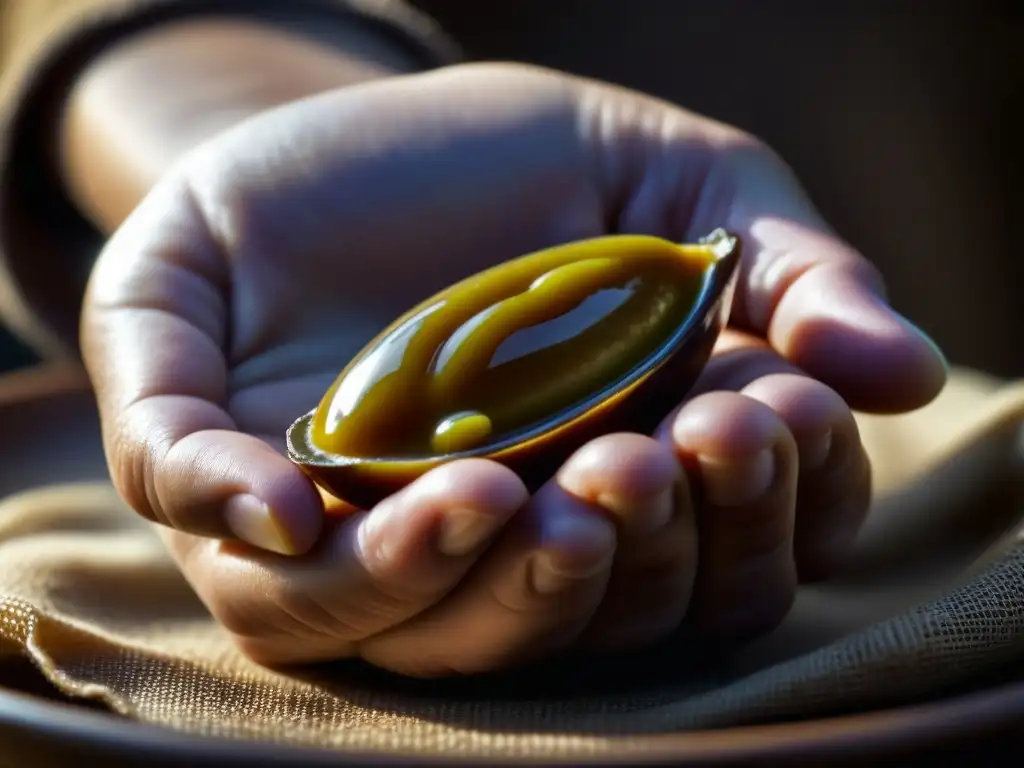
[210,539,338,641]
[93,306,228,409]
[317,495,484,639]
[107,400,230,528]
[179,172,252,371]
[88,259,226,340]
[587,95,718,241]
[575,85,630,233]
[81,180,236,533]
[83,293,228,418]
[682,134,756,242]
[712,141,866,338]
[207,540,371,649]
[84,175,232,309]
[155,430,245,530]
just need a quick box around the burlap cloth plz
[1,362,1023,759]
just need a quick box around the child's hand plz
[81,64,946,676]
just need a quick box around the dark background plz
[413,0,1021,378]
[2,1,1019,378]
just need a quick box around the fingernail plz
[597,487,674,535]
[530,548,614,594]
[797,429,832,471]
[224,494,295,555]
[437,507,501,556]
[699,448,775,506]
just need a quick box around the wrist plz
[61,16,422,235]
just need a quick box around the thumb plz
[81,180,324,554]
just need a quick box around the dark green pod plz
[287,229,741,509]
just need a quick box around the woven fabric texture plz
[1,367,1021,759]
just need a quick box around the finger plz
[739,374,871,582]
[659,391,798,640]
[358,481,617,677]
[694,331,872,580]
[590,93,946,411]
[715,149,948,413]
[689,329,809,397]
[552,433,699,652]
[81,184,324,554]
[162,459,528,666]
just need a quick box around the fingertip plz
[669,389,799,639]
[557,433,680,504]
[224,493,312,557]
[738,373,872,583]
[670,391,790,459]
[245,462,325,555]
[740,373,852,435]
[158,430,324,554]
[771,265,948,413]
[888,314,949,406]
[410,458,530,515]
[362,459,528,563]
[531,494,618,579]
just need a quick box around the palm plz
[209,87,623,445]
[223,210,612,447]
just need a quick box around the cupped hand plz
[82,64,946,676]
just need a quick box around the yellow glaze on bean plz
[310,235,718,459]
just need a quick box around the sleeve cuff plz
[0,0,461,360]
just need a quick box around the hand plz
[82,63,946,676]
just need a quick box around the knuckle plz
[626,558,694,598]
[211,538,454,647]
[456,61,561,85]
[719,127,777,168]
[731,127,771,154]
[745,376,851,432]
[358,545,455,611]
[620,519,698,581]
[369,574,444,608]
[806,439,872,504]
